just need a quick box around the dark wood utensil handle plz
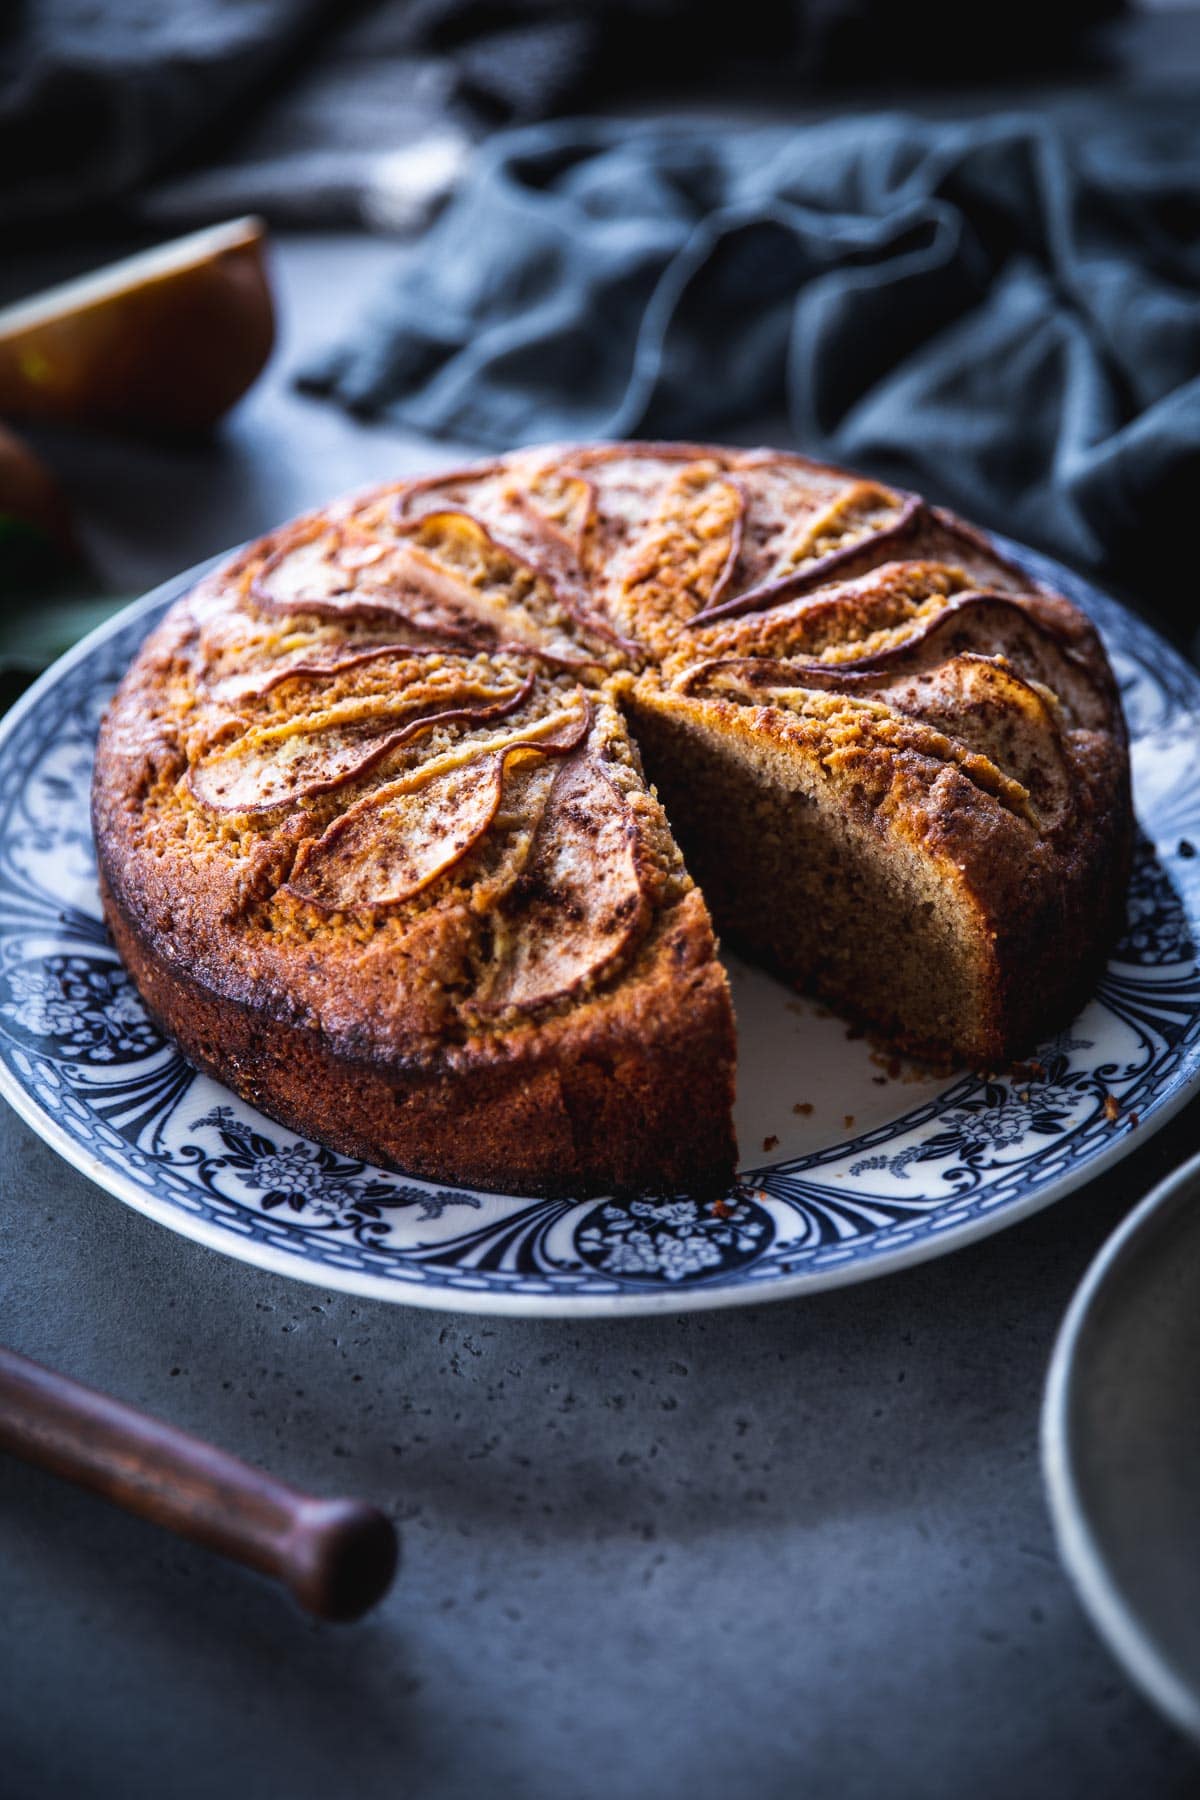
[0,1346,397,1620]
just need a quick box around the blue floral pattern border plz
[0,539,1197,1313]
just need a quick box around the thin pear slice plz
[477,754,649,1015]
[603,461,744,645]
[394,467,620,647]
[285,754,509,913]
[250,521,491,646]
[283,705,591,913]
[209,643,430,707]
[190,680,532,814]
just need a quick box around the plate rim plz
[1041,1145,1200,1745]
[0,550,1198,1317]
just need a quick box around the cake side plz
[99,863,736,1198]
[626,667,1128,1066]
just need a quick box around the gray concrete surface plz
[3,1093,1199,1799]
[0,234,1197,1799]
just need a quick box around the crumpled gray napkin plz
[300,109,1200,614]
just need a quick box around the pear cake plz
[93,443,1131,1197]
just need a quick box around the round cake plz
[92,443,1131,1197]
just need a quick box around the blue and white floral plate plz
[1,543,1199,1316]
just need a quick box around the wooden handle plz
[0,1346,398,1621]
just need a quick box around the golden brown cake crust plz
[99,866,736,1197]
[92,440,1132,1194]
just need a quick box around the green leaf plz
[0,593,133,674]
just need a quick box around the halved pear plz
[0,218,275,435]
